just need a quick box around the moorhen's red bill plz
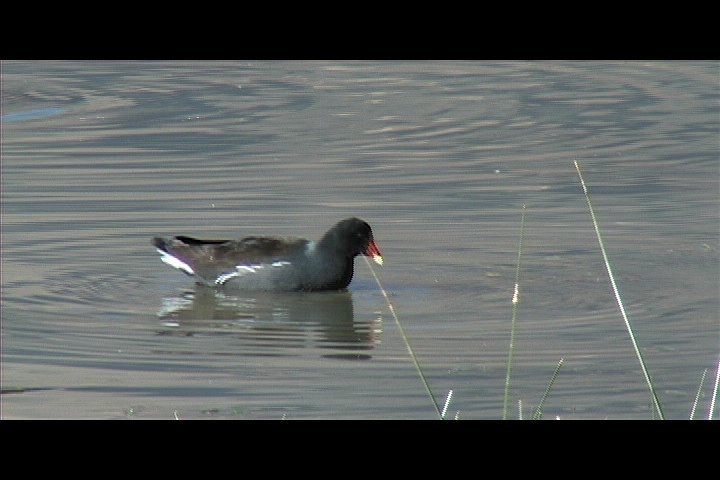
[151,217,383,291]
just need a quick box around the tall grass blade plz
[532,357,565,420]
[518,399,523,420]
[364,256,442,419]
[503,204,527,420]
[690,368,708,420]
[441,390,453,419]
[710,354,720,420]
[573,161,665,420]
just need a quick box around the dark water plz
[1,61,718,419]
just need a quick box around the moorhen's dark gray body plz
[151,217,382,291]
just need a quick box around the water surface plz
[2,61,718,419]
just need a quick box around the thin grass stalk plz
[573,161,665,420]
[441,390,453,419]
[518,399,523,420]
[532,357,565,420]
[503,204,527,420]
[689,368,708,420]
[364,256,442,419]
[710,354,720,420]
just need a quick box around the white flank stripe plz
[237,265,260,274]
[215,261,291,285]
[157,249,194,275]
[215,266,260,285]
[215,271,240,285]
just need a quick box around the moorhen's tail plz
[151,236,197,277]
[151,236,169,252]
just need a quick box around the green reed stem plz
[364,256,442,419]
[710,355,720,420]
[650,393,657,420]
[503,204,527,420]
[574,161,664,420]
[532,358,565,420]
[689,368,708,420]
[441,389,454,419]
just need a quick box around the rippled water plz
[2,61,718,419]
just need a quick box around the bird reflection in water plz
[155,285,381,359]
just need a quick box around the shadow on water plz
[155,285,381,359]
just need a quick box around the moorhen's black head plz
[324,217,383,265]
